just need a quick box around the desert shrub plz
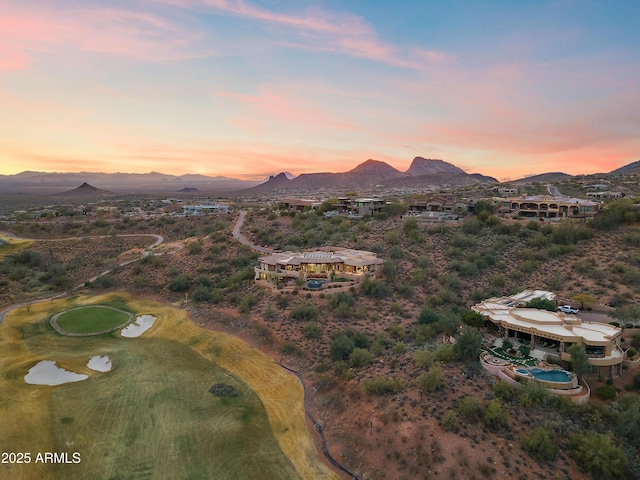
[192,285,211,302]
[595,384,617,401]
[483,400,509,430]
[454,327,482,362]
[349,348,372,368]
[187,240,203,255]
[526,298,557,312]
[461,310,484,328]
[434,343,456,363]
[237,294,258,313]
[14,250,42,267]
[280,341,300,356]
[616,394,640,448]
[385,231,400,245]
[521,427,558,462]
[570,433,627,480]
[263,305,277,321]
[414,350,435,368]
[290,304,318,322]
[440,411,460,432]
[418,366,445,393]
[93,274,115,289]
[418,307,440,325]
[458,396,483,423]
[363,376,403,395]
[361,277,391,299]
[391,341,406,355]
[168,274,190,292]
[330,334,355,361]
[276,295,289,309]
[492,381,517,403]
[303,321,322,339]
[416,255,430,268]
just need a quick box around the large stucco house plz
[254,249,383,285]
[502,195,599,219]
[473,291,624,377]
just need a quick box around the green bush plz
[440,411,460,432]
[483,400,509,430]
[363,376,403,395]
[434,343,456,363]
[570,433,627,480]
[348,348,372,368]
[414,350,435,368]
[492,381,517,403]
[289,304,318,322]
[596,384,617,401]
[330,335,355,361]
[93,274,115,289]
[192,285,211,302]
[521,427,558,462]
[237,294,258,313]
[418,307,440,325]
[458,396,483,423]
[302,321,322,339]
[168,274,190,292]
[418,366,445,393]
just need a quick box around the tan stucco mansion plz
[254,249,383,285]
[473,291,624,377]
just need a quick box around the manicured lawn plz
[0,294,337,480]
[55,306,131,334]
[488,346,537,367]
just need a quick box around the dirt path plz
[232,210,275,253]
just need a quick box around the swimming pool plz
[518,367,573,383]
[306,279,323,289]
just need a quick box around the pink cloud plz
[0,3,210,71]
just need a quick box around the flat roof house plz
[254,249,383,286]
[473,292,623,377]
[183,204,230,215]
[503,195,599,218]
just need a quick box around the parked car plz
[557,305,579,314]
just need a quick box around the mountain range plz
[243,157,497,194]
[0,171,261,194]
[1,157,639,196]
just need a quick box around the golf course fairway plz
[0,293,338,480]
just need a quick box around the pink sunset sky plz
[0,0,639,181]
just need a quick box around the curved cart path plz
[232,210,275,253]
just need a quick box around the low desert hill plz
[512,172,574,183]
[53,182,111,196]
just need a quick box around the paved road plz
[578,309,615,324]
[232,210,274,254]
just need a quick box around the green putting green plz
[54,306,131,334]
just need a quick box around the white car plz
[557,305,579,314]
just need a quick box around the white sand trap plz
[87,355,112,372]
[24,360,88,386]
[121,314,156,338]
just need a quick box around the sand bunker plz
[88,355,112,372]
[24,360,88,386]
[120,314,156,338]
